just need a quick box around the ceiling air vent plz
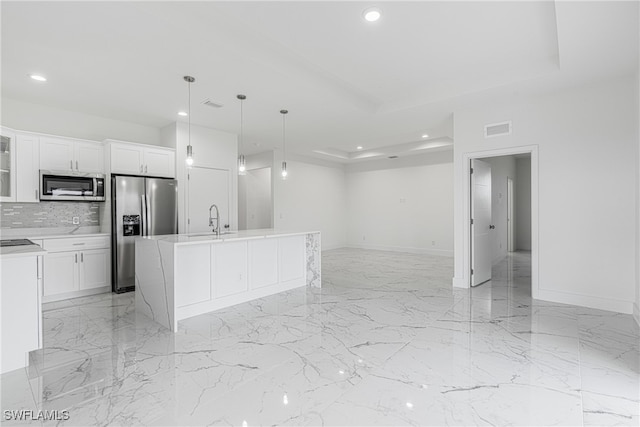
[484,121,512,138]
[202,99,223,109]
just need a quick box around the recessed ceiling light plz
[29,74,47,82]
[356,146,363,150]
[363,7,381,22]
[422,134,429,139]
[178,111,188,117]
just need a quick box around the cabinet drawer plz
[43,236,110,252]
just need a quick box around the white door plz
[187,167,230,233]
[507,177,514,252]
[471,159,492,286]
[214,241,248,298]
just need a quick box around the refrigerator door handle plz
[141,194,148,236]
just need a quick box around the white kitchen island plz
[134,230,320,331]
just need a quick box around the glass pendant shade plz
[281,161,288,179]
[238,154,246,175]
[184,75,195,167]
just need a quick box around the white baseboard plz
[633,302,640,327]
[452,276,468,288]
[42,286,111,304]
[347,243,454,257]
[537,288,633,314]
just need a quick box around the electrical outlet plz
[72,216,80,225]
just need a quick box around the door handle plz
[489,225,495,229]
[76,160,79,170]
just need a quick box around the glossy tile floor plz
[1,249,639,426]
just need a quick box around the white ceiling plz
[1,1,638,162]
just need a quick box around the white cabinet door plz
[43,251,78,296]
[0,127,17,202]
[175,244,211,307]
[40,137,75,172]
[75,141,104,173]
[79,248,109,290]
[214,241,248,298]
[144,147,175,178]
[279,235,305,283]
[16,133,40,203]
[110,143,144,175]
[249,238,279,289]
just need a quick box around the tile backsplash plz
[0,202,101,229]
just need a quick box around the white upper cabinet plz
[15,133,40,203]
[40,136,104,173]
[107,140,175,178]
[0,127,17,202]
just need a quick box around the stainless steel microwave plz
[40,171,106,202]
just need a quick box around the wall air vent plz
[388,155,399,159]
[484,121,512,138]
[202,99,223,108]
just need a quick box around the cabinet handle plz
[145,165,148,173]
[35,189,38,200]
[70,160,73,170]
[81,253,84,263]
[140,165,143,173]
[76,160,79,170]
[75,253,78,263]
[72,243,85,246]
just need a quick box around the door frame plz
[507,177,514,252]
[461,145,538,299]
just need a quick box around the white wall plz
[453,76,638,314]
[169,122,238,233]
[239,167,272,230]
[2,97,163,145]
[484,156,516,262]
[345,150,453,256]
[273,153,347,250]
[516,157,532,251]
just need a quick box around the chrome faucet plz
[208,204,220,235]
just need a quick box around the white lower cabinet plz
[175,245,211,307]
[249,238,279,289]
[213,241,248,299]
[279,235,306,283]
[42,236,110,301]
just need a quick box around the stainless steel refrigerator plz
[111,175,177,293]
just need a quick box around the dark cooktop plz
[0,239,36,247]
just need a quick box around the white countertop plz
[0,244,47,258]
[139,229,319,246]
[0,227,108,240]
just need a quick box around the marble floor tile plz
[1,249,638,426]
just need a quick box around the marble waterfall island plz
[135,230,321,331]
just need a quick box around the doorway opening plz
[464,146,538,299]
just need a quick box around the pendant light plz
[280,109,288,180]
[184,75,195,166]
[237,94,247,175]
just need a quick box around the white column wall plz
[453,76,638,314]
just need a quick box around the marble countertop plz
[0,244,47,258]
[139,229,320,246]
[0,227,109,240]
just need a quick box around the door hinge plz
[187,173,190,180]
[188,218,190,225]
[471,268,474,275]
[470,167,474,174]
[471,218,474,225]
